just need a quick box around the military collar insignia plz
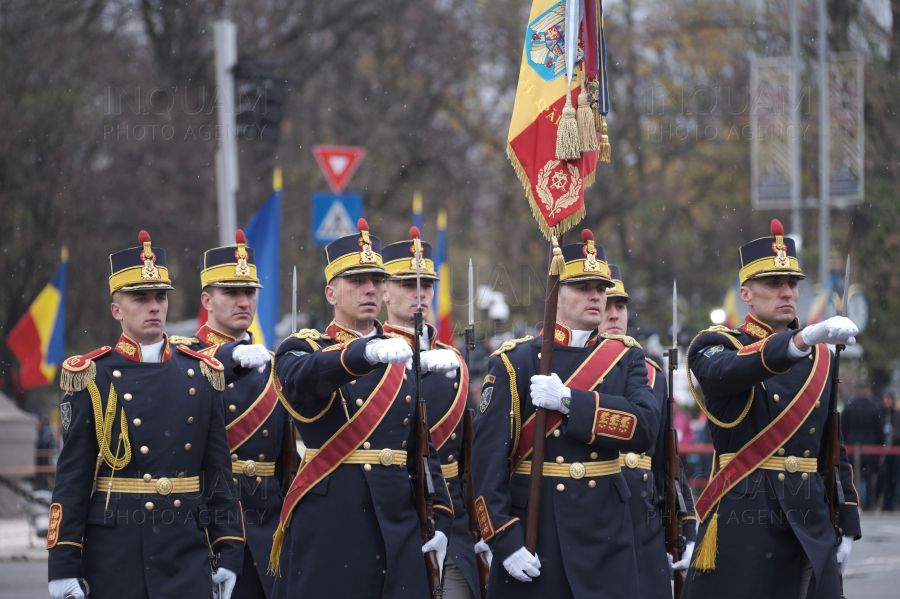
[325,320,382,343]
[196,323,237,346]
[114,333,172,362]
[382,322,437,350]
[740,314,775,340]
[538,322,599,347]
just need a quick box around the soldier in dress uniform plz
[172,230,288,598]
[47,231,270,599]
[471,229,660,599]
[682,220,860,599]
[380,228,486,599]
[599,264,697,598]
[271,219,456,598]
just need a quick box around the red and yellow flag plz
[507,0,600,239]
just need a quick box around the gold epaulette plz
[174,346,225,391]
[169,335,200,347]
[490,336,534,357]
[645,357,662,372]
[289,329,331,342]
[60,346,112,392]
[436,341,461,355]
[695,326,743,350]
[601,333,643,349]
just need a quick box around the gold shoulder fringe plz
[60,362,96,392]
[645,357,662,372]
[490,336,535,357]
[200,361,225,392]
[600,333,643,349]
[169,335,199,347]
[290,329,331,342]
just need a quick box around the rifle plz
[458,259,490,598]
[820,256,850,598]
[411,229,444,596]
[281,266,299,497]
[663,281,687,597]
[524,234,565,555]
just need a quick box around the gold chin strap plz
[685,330,754,429]
[88,382,132,506]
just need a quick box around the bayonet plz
[291,266,297,334]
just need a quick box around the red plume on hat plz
[358,218,371,245]
[771,219,784,236]
[582,229,596,255]
[235,229,247,244]
[410,226,420,239]
[139,230,153,259]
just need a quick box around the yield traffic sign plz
[311,145,366,193]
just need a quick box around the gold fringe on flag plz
[506,143,586,241]
[597,115,611,163]
[555,90,581,161]
[60,361,96,392]
[200,361,225,392]
[577,79,598,153]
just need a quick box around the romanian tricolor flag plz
[508,0,609,239]
[722,276,742,329]
[6,248,68,390]
[434,209,453,344]
[806,272,837,326]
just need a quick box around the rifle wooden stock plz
[821,344,846,595]
[663,347,686,598]
[524,237,563,555]
[281,414,297,497]
[461,408,490,598]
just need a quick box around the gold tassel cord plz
[597,116,611,163]
[692,506,720,572]
[589,79,601,132]
[555,90,581,161]
[500,353,521,453]
[268,523,284,576]
[549,236,567,278]
[576,80,598,153]
[88,382,131,470]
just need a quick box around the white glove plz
[212,567,237,599]
[364,338,414,369]
[474,539,493,568]
[668,541,695,576]
[530,373,572,414]
[421,530,448,579]
[836,536,853,575]
[49,579,84,599]
[800,316,858,347]
[420,349,459,378]
[231,344,269,373]
[502,546,541,582]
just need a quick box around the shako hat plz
[322,218,387,283]
[381,227,439,281]
[738,219,805,285]
[108,230,174,294]
[558,229,614,287]
[200,230,263,289]
[605,264,631,301]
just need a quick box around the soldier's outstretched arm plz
[200,394,245,575]
[564,348,661,452]
[688,329,807,397]
[275,336,376,407]
[47,389,99,582]
[471,354,525,565]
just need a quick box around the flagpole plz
[525,232,565,554]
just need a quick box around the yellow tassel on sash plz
[268,521,285,577]
[692,508,719,572]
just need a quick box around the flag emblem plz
[61,402,72,431]
[527,1,568,81]
[704,345,724,358]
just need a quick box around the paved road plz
[2,516,899,598]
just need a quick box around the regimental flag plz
[508,0,608,239]
[434,210,453,345]
[243,168,284,348]
[722,276,742,329]
[7,248,68,390]
[806,272,837,326]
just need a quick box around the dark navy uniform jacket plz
[471,327,660,599]
[48,334,246,599]
[621,358,697,599]
[273,321,453,599]
[183,324,289,598]
[683,315,861,599]
[384,323,479,599]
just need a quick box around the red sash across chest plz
[226,366,279,452]
[509,339,630,475]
